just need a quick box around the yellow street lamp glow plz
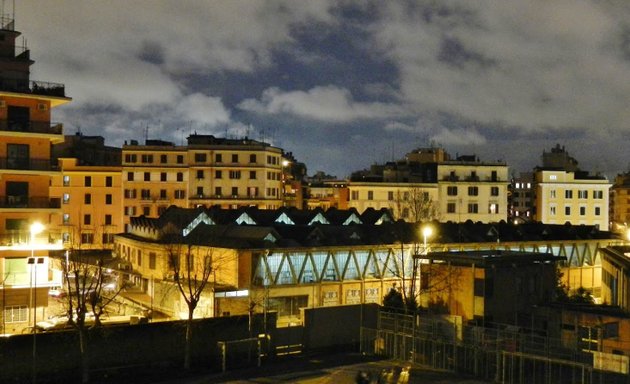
[30,222,44,237]
[422,226,433,239]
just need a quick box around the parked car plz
[48,287,67,298]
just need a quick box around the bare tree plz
[163,232,214,370]
[390,187,440,223]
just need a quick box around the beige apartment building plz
[610,172,630,234]
[348,182,438,221]
[437,161,509,223]
[121,135,284,228]
[49,158,123,250]
[535,169,610,230]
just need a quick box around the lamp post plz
[29,221,44,384]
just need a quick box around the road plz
[160,355,489,384]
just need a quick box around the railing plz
[0,120,63,135]
[0,78,66,97]
[0,196,61,209]
[0,229,62,246]
[0,157,55,171]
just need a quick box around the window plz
[142,206,150,216]
[488,203,498,214]
[402,208,409,218]
[124,189,137,199]
[247,187,258,197]
[231,154,239,163]
[249,154,256,163]
[447,202,456,213]
[215,153,222,162]
[250,171,256,179]
[160,189,167,199]
[565,206,571,215]
[215,170,222,179]
[63,175,70,186]
[160,172,167,182]
[231,187,238,196]
[565,190,573,199]
[137,251,142,266]
[447,186,458,196]
[63,214,70,224]
[388,191,394,201]
[367,191,374,200]
[144,172,150,182]
[580,206,586,216]
[593,190,603,199]
[63,193,70,204]
[490,187,499,196]
[85,176,92,187]
[550,174,557,180]
[468,203,478,213]
[595,206,601,216]
[4,305,27,323]
[197,187,203,197]
[351,191,359,200]
[105,176,113,187]
[550,206,556,215]
[127,172,134,181]
[81,233,94,244]
[468,186,478,196]
[160,154,167,164]
[141,154,153,163]
[141,189,151,200]
[105,214,112,225]
[102,233,114,244]
[176,155,184,164]
[229,170,241,179]
[215,187,222,196]
[194,153,207,163]
[84,193,92,204]
[550,190,556,198]
[84,214,91,225]
[177,172,184,182]
[175,190,186,199]
[578,190,588,199]
[125,154,137,163]
[149,253,157,270]
[196,170,204,179]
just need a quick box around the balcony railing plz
[0,120,63,135]
[0,78,66,97]
[0,157,55,171]
[0,229,62,247]
[0,196,61,209]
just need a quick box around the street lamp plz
[29,221,44,384]
[422,225,433,254]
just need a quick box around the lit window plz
[63,175,70,186]
[63,193,70,204]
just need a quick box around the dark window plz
[105,193,112,205]
[176,155,184,164]
[215,153,222,162]
[250,171,256,179]
[160,189,167,199]
[81,233,94,244]
[85,176,92,187]
[447,202,456,213]
[144,172,150,182]
[215,170,222,179]
[160,172,167,182]
[84,214,91,225]
[127,172,134,181]
[105,214,112,225]
[249,154,256,163]
[195,153,207,163]
[215,187,222,196]
[197,187,203,196]
[149,253,157,270]
[232,187,238,196]
[105,176,113,187]
[232,154,238,163]
[491,186,499,196]
[84,193,91,204]
[468,186,478,196]
[6,144,29,169]
[447,186,457,196]
[160,154,167,164]
[196,170,204,179]
[177,172,183,182]
[7,105,29,131]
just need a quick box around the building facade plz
[534,169,610,230]
[0,17,71,333]
[121,135,285,228]
[348,182,438,221]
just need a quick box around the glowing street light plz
[422,225,433,254]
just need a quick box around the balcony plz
[0,196,61,209]
[0,119,63,135]
[0,157,55,171]
[0,78,66,98]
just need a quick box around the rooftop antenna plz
[144,124,149,144]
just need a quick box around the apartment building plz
[510,172,535,224]
[610,172,630,233]
[49,158,123,250]
[437,159,509,223]
[534,169,610,230]
[348,182,438,221]
[0,17,71,332]
[122,135,284,227]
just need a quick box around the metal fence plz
[360,312,629,384]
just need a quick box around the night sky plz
[17,1,630,178]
